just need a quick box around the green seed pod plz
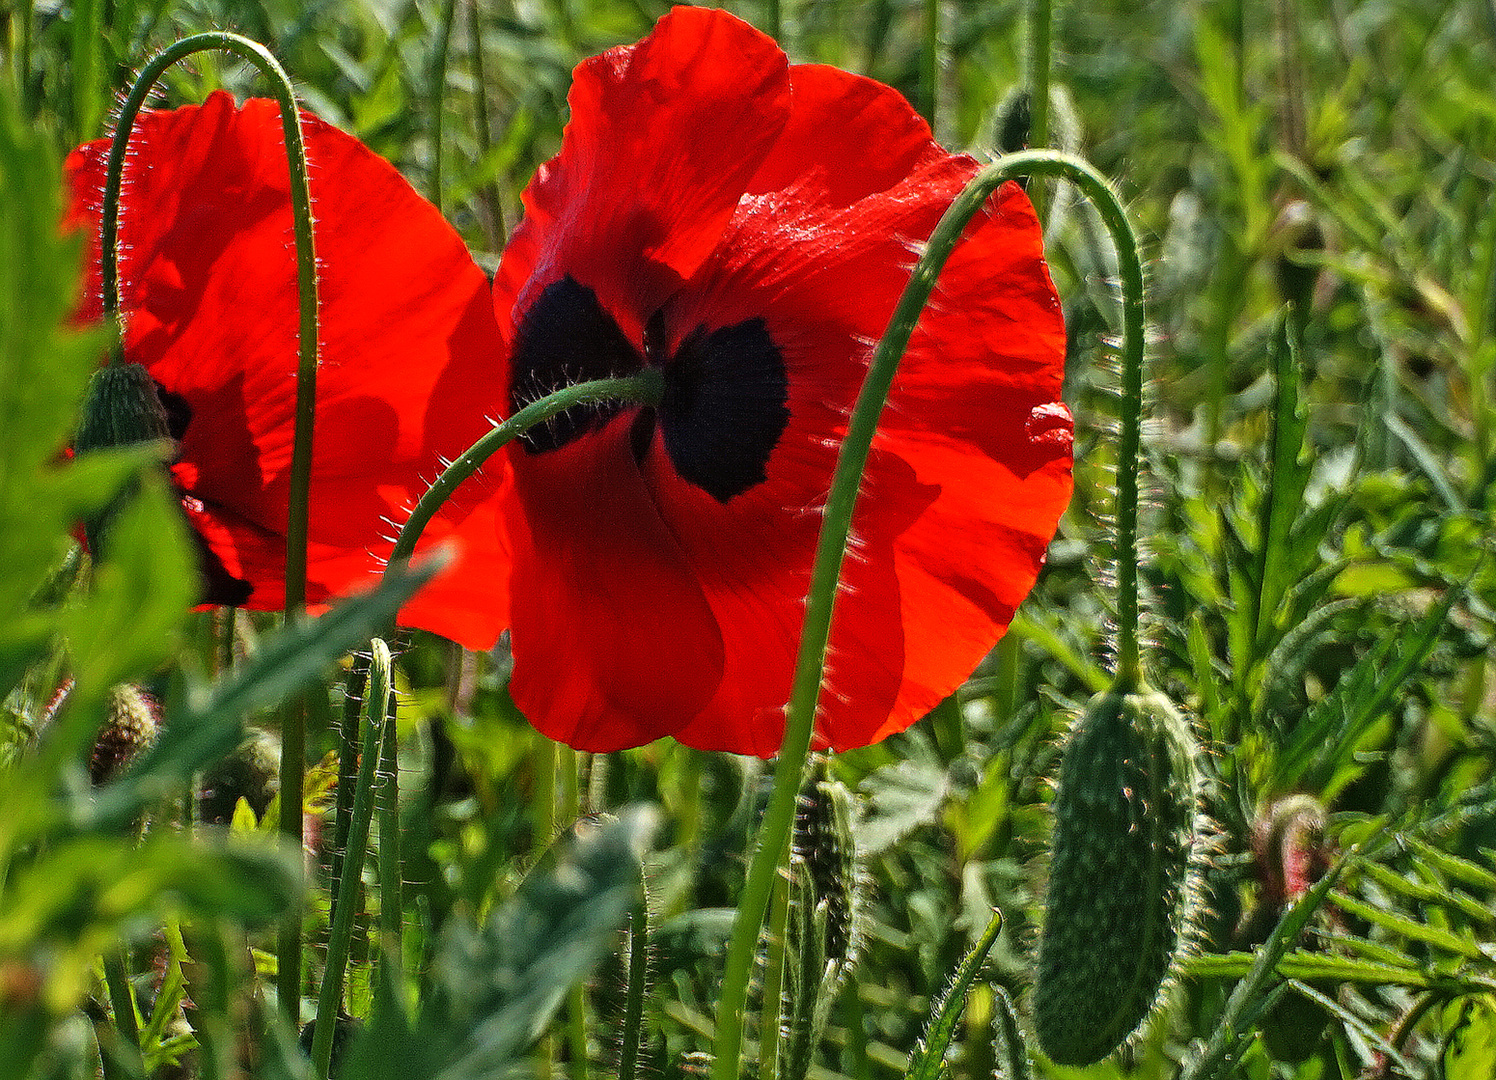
[1033,684,1205,1066]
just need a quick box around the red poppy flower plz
[491,7,1074,755]
[65,91,508,642]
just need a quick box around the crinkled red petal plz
[66,91,508,642]
[493,7,791,346]
[507,419,726,752]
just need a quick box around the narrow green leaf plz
[1328,891,1486,961]
[1407,837,1496,894]
[1360,860,1492,924]
[1254,316,1312,650]
[905,910,1003,1080]
[1184,950,1428,988]
[84,552,448,834]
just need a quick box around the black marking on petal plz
[630,407,657,467]
[659,318,789,503]
[508,275,643,454]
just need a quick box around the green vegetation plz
[2,1,1494,1077]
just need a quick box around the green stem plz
[383,371,663,584]
[312,638,392,1079]
[1027,0,1053,221]
[429,0,460,212]
[709,148,1146,1080]
[465,0,504,247]
[756,860,793,1080]
[921,0,939,131]
[103,949,140,1050]
[376,679,403,966]
[616,896,649,1080]
[101,37,320,1016]
[17,0,36,114]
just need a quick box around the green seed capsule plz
[1033,684,1203,1066]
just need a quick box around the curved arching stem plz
[105,31,321,1018]
[709,148,1148,1080]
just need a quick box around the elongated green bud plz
[1033,684,1205,1066]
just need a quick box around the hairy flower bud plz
[1033,685,1206,1066]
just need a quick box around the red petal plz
[506,419,725,752]
[66,92,509,641]
[663,155,1070,754]
[747,63,947,206]
[493,7,791,346]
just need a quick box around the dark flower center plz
[509,274,790,503]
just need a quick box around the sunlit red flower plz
[65,91,508,641]
[491,7,1074,755]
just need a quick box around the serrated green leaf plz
[857,762,948,857]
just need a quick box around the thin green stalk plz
[616,896,650,1080]
[465,0,504,247]
[102,39,320,1018]
[841,980,870,1080]
[567,985,589,1080]
[70,0,103,141]
[103,949,140,1050]
[383,371,663,583]
[756,863,793,1080]
[559,745,588,1080]
[1027,0,1053,218]
[312,638,392,1079]
[535,738,558,853]
[921,0,939,131]
[429,0,460,212]
[329,659,367,911]
[709,149,1146,1080]
[17,0,36,113]
[376,683,403,965]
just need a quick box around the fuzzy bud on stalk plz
[1033,684,1206,1066]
